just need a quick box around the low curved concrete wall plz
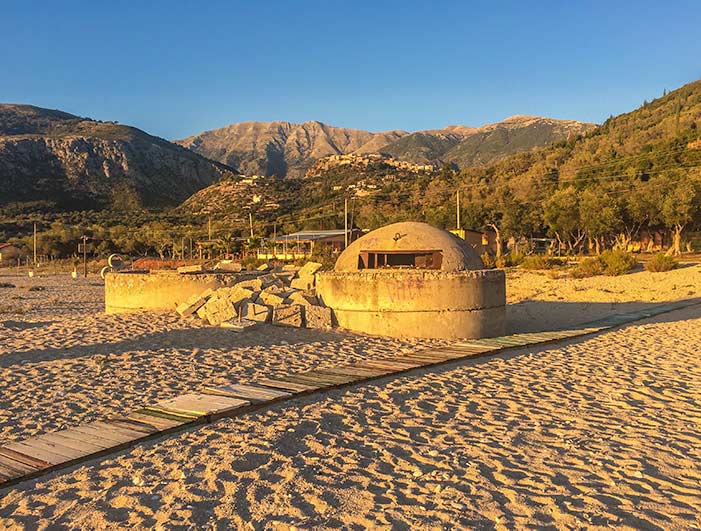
[105,271,239,314]
[316,269,506,339]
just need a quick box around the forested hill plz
[402,79,701,251]
[276,79,701,254]
[0,104,236,211]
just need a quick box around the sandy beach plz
[0,265,700,528]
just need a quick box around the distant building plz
[450,229,499,255]
[258,229,362,261]
[0,243,24,265]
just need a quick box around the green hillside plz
[282,80,701,254]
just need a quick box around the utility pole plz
[181,237,184,260]
[344,197,349,248]
[208,217,212,240]
[456,190,461,229]
[82,235,88,278]
[33,222,37,266]
[249,212,254,238]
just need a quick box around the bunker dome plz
[334,221,485,272]
[316,221,506,339]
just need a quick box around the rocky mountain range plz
[0,104,236,210]
[177,116,595,178]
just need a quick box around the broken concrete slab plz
[214,261,243,272]
[256,263,273,271]
[290,276,314,291]
[234,278,263,291]
[259,274,286,290]
[258,290,286,307]
[288,291,319,306]
[242,302,272,323]
[272,304,304,327]
[297,261,323,277]
[177,264,205,274]
[305,304,333,329]
[176,288,214,317]
[220,318,258,332]
[218,285,254,307]
[197,294,237,325]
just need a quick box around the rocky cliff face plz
[178,116,594,178]
[177,120,407,179]
[0,104,236,209]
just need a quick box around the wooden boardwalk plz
[1,299,698,489]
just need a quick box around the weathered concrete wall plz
[316,269,506,339]
[105,271,241,314]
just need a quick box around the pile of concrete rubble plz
[174,262,333,331]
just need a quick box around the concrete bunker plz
[316,221,506,339]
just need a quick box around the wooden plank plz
[276,373,335,388]
[0,454,40,475]
[450,343,501,352]
[0,447,51,469]
[295,371,354,386]
[489,337,532,346]
[132,408,198,423]
[330,364,392,377]
[255,377,317,393]
[387,354,435,364]
[406,350,459,361]
[356,359,423,372]
[39,429,114,451]
[296,371,355,385]
[90,421,156,441]
[21,434,94,460]
[125,411,191,431]
[35,432,112,455]
[420,349,469,359]
[312,367,368,384]
[104,419,158,435]
[203,383,291,402]
[4,441,73,466]
[70,424,142,445]
[314,367,380,380]
[455,341,502,350]
[151,393,249,417]
[369,358,427,369]
[278,374,333,390]
[0,463,21,482]
[396,351,449,362]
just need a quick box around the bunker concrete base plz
[317,269,506,340]
[332,306,505,339]
[105,271,239,314]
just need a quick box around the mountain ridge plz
[0,104,236,210]
[176,116,595,178]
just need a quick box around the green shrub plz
[481,252,496,269]
[506,252,525,267]
[571,257,605,278]
[520,255,559,270]
[572,250,637,278]
[599,249,637,276]
[240,256,264,270]
[645,253,678,272]
[310,245,336,270]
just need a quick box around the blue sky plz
[2,1,700,139]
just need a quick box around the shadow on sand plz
[2,298,700,369]
[506,298,701,334]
